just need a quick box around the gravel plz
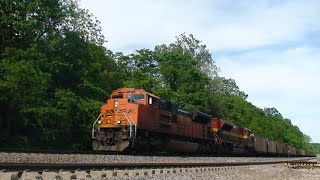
[0,152,312,164]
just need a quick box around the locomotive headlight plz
[115,101,118,108]
[98,120,101,124]
[117,120,121,124]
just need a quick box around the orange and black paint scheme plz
[92,88,215,152]
[92,88,314,156]
[210,118,254,154]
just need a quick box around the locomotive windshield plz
[127,94,144,100]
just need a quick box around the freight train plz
[92,88,315,156]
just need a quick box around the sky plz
[80,0,320,143]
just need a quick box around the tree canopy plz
[0,0,121,149]
[0,0,313,150]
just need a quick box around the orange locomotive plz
[92,88,212,152]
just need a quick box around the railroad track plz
[286,161,320,168]
[0,158,315,179]
[0,148,113,155]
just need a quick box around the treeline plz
[0,0,313,150]
[311,143,320,153]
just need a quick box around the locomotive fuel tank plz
[166,140,199,153]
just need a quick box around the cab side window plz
[148,95,158,107]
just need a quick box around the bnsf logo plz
[105,109,135,114]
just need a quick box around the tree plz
[0,0,114,149]
[122,49,161,92]
[155,33,219,78]
[0,0,104,56]
[0,47,50,147]
[211,77,248,99]
[264,107,282,117]
[155,49,211,111]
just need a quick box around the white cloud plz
[217,46,320,98]
[205,1,320,50]
[81,0,320,52]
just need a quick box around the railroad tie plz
[41,171,60,180]
[58,171,76,179]
[0,172,19,180]
[21,171,42,180]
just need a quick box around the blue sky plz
[80,0,320,143]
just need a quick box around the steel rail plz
[286,161,320,168]
[0,148,114,155]
[0,158,314,172]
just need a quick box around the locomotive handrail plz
[122,112,137,144]
[92,113,102,139]
[124,112,132,139]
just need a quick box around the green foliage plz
[211,77,248,99]
[311,143,320,153]
[0,0,116,149]
[122,49,161,92]
[155,33,219,78]
[156,49,211,111]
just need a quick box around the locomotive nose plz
[92,98,137,151]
